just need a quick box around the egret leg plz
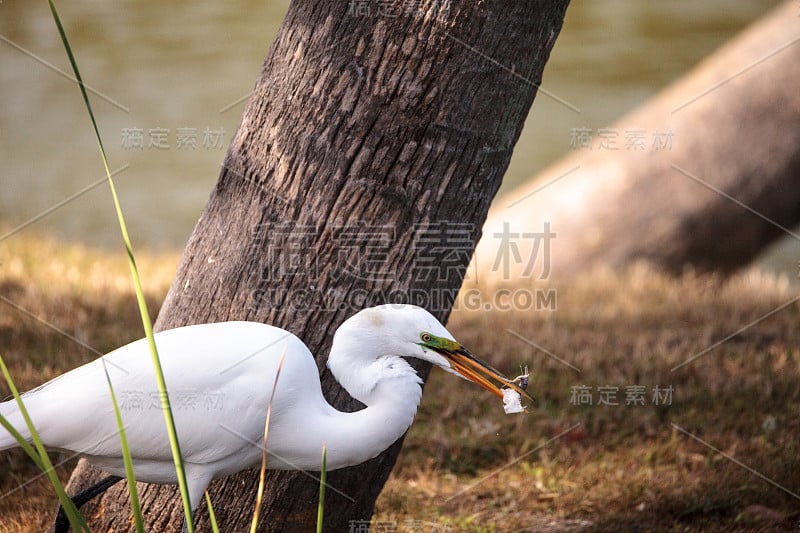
[53,474,123,533]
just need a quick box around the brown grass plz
[0,234,176,533]
[1,235,799,532]
[378,268,800,532]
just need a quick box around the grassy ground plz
[1,234,798,532]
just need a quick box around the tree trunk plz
[475,0,800,281]
[64,1,569,531]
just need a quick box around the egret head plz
[330,304,534,405]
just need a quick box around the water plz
[1,0,792,274]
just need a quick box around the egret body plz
[0,304,532,526]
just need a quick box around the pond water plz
[1,0,793,276]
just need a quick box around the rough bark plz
[63,1,569,531]
[475,0,800,281]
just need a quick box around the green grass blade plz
[0,354,90,533]
[249,345,287,533]
[101,361,145,533]
[205,491,220,533]
[316,444,327,533]
[0,412,45,471]
[46,0,196,529]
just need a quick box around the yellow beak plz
[439,346,536,405]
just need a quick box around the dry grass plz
[0,233,177,533]
[378,268,800,532]
[1,235,799,532]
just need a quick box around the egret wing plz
[12,322,315,467]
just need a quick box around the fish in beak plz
[443,346,535,405]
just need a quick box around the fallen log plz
[475,0,800,281]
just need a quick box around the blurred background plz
[0,0,793,272]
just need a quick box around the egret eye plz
[420,332,432,343]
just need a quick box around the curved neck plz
[270,352,423,472]
[321,373,422,470]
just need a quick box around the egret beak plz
[438,346,536,405]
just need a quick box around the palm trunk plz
[64,1,570,530]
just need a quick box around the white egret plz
[0,304,533,530]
